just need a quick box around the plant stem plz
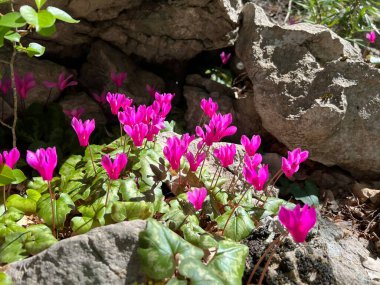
[210,164,220,188]
[2,186,6,212]
[211,166,223,189]
[246,234,284,285]
[88,145,97,175]
[105,179,111,207]
[258,242,280,285]
[45,88,53,106]
[198,146,210,180]
[119,123,123,147]
[10,47,17,147]
[47,181,56,237]
[222,183,249,235]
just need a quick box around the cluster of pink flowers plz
[116,92,174,146]
[163,133,194,171]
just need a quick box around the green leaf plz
[166,278,187,285]
[59,155,82,177]
[178,257,223,285]
[263,197,295,216]
[111,201,153,222]
[37,193,74,229]
[289,181,319,206]
[138,219,204,280]
[0,164,15,186]
[6,194,36,215]
[120,178,144,201]
[36,10,55,30]
[35,0,47,10]
[11,169,27,184]
[215,206,255,241]
[0,27,10,47]
[71,216,95,235]
[0,12,26,28]
[46,7,80,23]
[37,24,56,37]
[26,189,41,202]
[0,272,13,285]
[0,232,28,263]
[182,223,218,250]
[24,42,46,57]
[19,5,38,27]
[24,224,57,255]
[207,240,249,285]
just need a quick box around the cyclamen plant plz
[0,86,316,284]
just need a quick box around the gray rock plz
[236,3,380,179]
[4,220,147,285]
[184,74,262,141]
[80,40,165,106]
[245,218,380,285]
[58,92,107,125]
[0,52,71,114]
[17,0,242,62]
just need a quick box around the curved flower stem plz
[45,88,53,106]
[119,123,123,147]
[246,233,285,285]
[47,181,56,238]
[222,183,249,235]
[227,152,244,194]
[88,145,97,175]
[198,146,210,180]
[210,164,220,188]
[258,241,281,285]
[263,169,283,193]
[10,47,17,147]
[105,179,111,207]
[3,186,6,212]
[211,166,223,190]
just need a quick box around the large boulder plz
[3,220,147,285]
[184,74,262,141]
[16,0,243,62]
[80,41,165,107]
[236,3,380,179]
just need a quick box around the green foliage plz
[280,179,319,206]
[0,272,13,285]
[292,0,380,43]
[205,68,233,87]
[138,219,248,284]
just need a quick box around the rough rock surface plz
[4,220,147,285]
[80,41,165,106]
[236,3,380,179]
[0,51,71,113]
[58,92,107,125]
[17,0,243,62]
[184,74,262,141]
[244,218,380,285]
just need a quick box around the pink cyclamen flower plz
[281,148,309,178]
[92,91,107,104]
[243,162,269,191]
[187,187,207,211]
[107,92,133,115]
[366,31,376,44]
[63,107,85,119]
[1,147,20,169]
[146,84,157,98]
[15,73,36,100]
[71,117,96,147]
[101,153,128,180]
[278,204,317,243]
[185,151,206,172]
[163,134,194,171]
[26,147,57,181]
[196,113,237,147]
[154,92,175,117]
[124,123,149,147]
[220,51,231,65]
[111,72,127,88]
[200,98,218,118]
[214,144,236,168]
[0,76,11,95]
[241,135,261,156]
[43,72,78,92]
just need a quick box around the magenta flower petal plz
[214,144,236,168]
[187,187,207,211]
[26,147,57,181]
[71,117,95,147]
[281,148,309,178]
[278,204,317,243]
[2,147,20,169]
[200,98,219,118]
[101,153,127,180]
